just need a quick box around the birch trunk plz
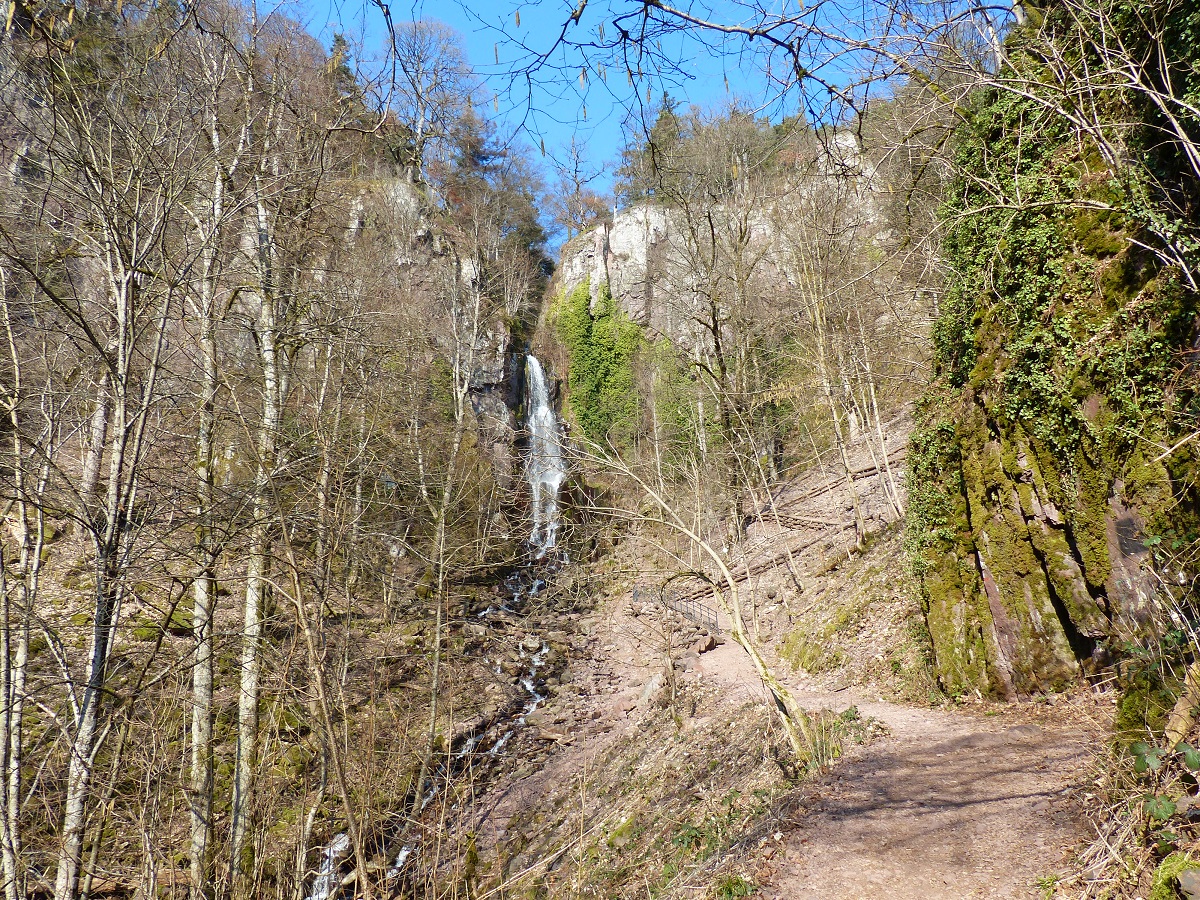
[78,373,109,514]
[189,159,222,900]
[230,178,283,895]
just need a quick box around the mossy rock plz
[779,629,844,674]
[1150,852,1200,900]
[130,603,192,641]
[276,744,313,779]
[415,570,435,600]
[62,573,96,592]
[275,702,311,736]
[131,621,159,642]
[1114,666,1179,749]
[164,603,193,637]
[906,40,1200,699]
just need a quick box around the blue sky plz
[302,0,788,200]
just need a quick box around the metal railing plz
[634,586,722,634]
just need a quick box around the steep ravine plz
[307,354,574,900]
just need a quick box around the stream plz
[308,354,568,900]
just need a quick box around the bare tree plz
[385,20,473,185]
[548,136,611,241]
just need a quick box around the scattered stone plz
[537,726,571,743]
[1180,870,1200,900]
[693,634,717,654]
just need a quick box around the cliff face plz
[907,80,1200,698]
[466,314,523,491]
[556,205,672,326]
[370,180,529,492]
[553,137,887,350]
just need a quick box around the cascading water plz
[306,356,567,900]
[524,355,567,557]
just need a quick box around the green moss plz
[1114,666,1178,748]
[276,744,314,779]
[779,594,867,674]
[714,875,756,899]
[906,33,1200,696]
[130,601,193,641]
[779,629,846,674]
[1071,207,1127,258]
[1150,852,1200,900]
[552,278,644,449]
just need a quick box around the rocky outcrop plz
[907,102,1199,698]
[911,401,1165,698]
[556,205,671,327]
[467,321,521,491]
[360,179,528,491]
[554,138,884,348]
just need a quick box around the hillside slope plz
[430,415,1109,899]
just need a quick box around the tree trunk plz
[78,373,109,515]
[190,215,219,900]
[56,278,171,900]
[230,187,283,896]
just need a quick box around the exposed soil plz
[462,597,1108,898]
[460,415,1110,898]
[665,637,1107,898]
[757,690,1106,899]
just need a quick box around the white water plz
[308,832,350,900]
[525,356,566,556]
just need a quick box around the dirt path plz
[682,638,1100,899]
[755,689,1100,899]
[460,597,1104,900]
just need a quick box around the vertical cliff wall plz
[907,77,1200,698]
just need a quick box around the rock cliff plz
[907,81,1200,698]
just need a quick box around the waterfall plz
[524,355,566,556]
